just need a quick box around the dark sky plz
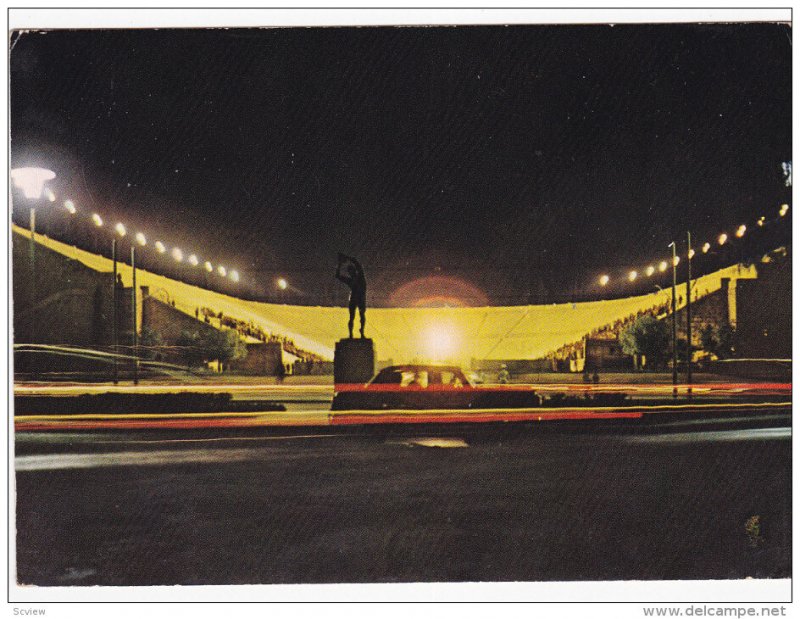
[10,24,792,305]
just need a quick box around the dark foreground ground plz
[15,413,791,585]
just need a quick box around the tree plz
[200,328,247,367]
[699,323,736,359]
[176,330,204,367]
[139,327,163,360]
[619,315,671,369]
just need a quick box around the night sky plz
[10,23,792,306]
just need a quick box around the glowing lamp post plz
[11,167,56,345]
[12,166,56,201]
[668,241,678,397]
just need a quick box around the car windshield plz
[370,367,472,388]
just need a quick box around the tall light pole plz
[112,238,118,385]
[668,241,678,398]
[686,231,693,397]
[11,167,56,346]
[131,246,139,385]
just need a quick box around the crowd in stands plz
[197,306,327,363]
[550,298,673,364]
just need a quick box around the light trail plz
[13,401,791,431]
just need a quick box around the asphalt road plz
[14,410,791,585]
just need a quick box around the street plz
[14,406,791,585]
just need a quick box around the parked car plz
[331,364,541,410]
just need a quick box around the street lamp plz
[11,167,56,345]
[277,277,289,303]
[686,231,693,396]
[668,241,678,397]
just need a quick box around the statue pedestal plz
[334,338,375,384]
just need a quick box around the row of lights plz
[598,204,790,287]
[11,168,241,284]
[82,204,239,282]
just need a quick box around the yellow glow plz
[10,222,762,363]
[218,265,227,277]
[277,278,288,290]
[672,255,680,267]
[135,232,147,246]
[718,233,728,246]
[779,203,789,217]
[628,270,637,282]
[645,266,655,277]
[702,242,711,253]
[172,247,183,262]
[204,261,213,272]
[11,167,56,200]
[688,248,695,259]
[115,223,126,237]
[658,261,668,272]
[599,274,609,286]
[188,254,199,266]
[420,322,462,362]
[92,213,103,227]
[736,225,746,238]
[64,200,76,214]
[230,270,240,283]
[155,241,166,254]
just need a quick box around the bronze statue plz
[336,253,366,338]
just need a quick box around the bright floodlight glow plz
[64,200,76,214]
[230,270,240,283]
[204,261,213,272]
[218,266,227,277]
[45,188,56,202]
[172,247,183,262]
[736,225,746,238]
[645,265,655,277]
[628,271,637,282]
[658,261,668,272]
[155,241,166,254]
[135,232,147,246]
[599,274,609,286]
[688,248,696,259]
[92,213,103,227]
[702,242,711,253]
[188,254,199,266]
[115,223,126,237]
[421,322,461,362]
[718,233,728,246]
[779,203,789,217]
[672,256,680,267]
[11,167,56,200]
[277,278,288,290]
